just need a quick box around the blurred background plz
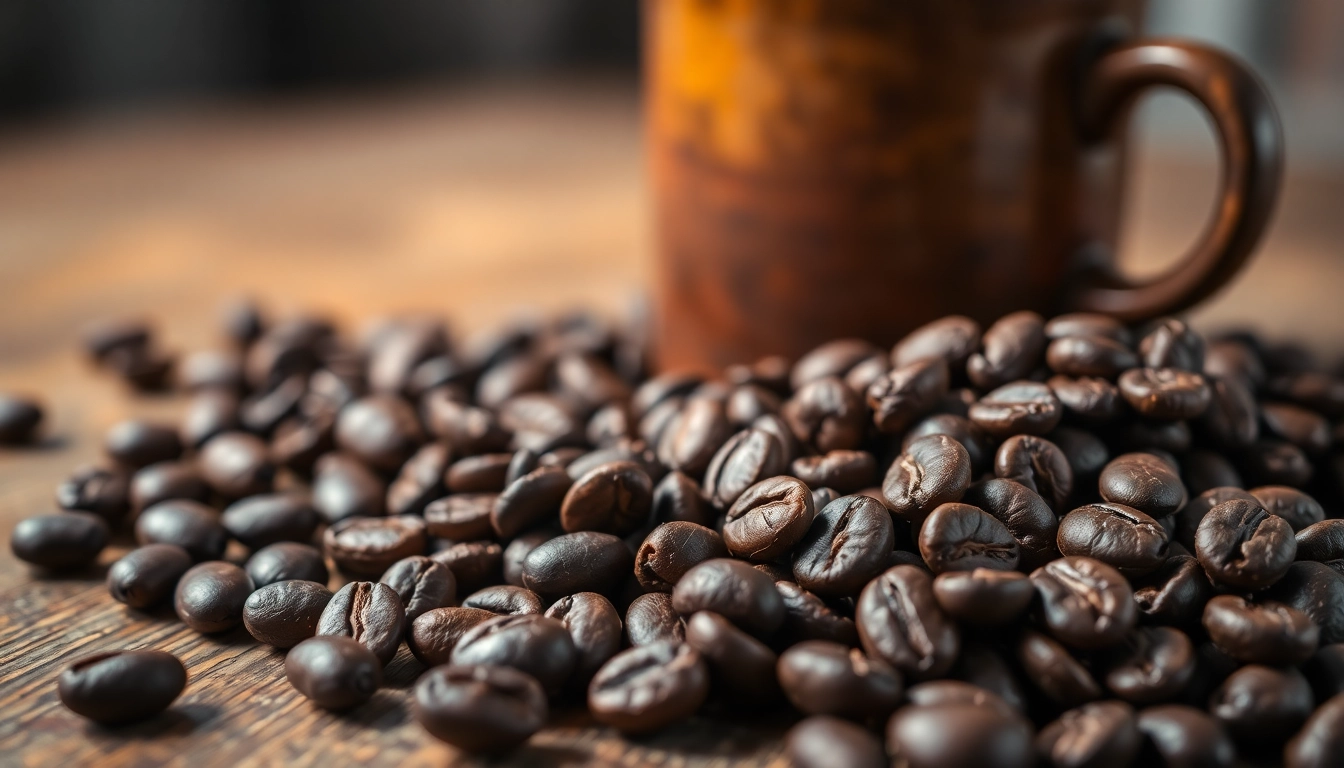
[0,0,1341,374]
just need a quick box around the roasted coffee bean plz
[646,473,706,529]
[994,435,1073,511]
[969,380,1063,437]
[177,348,244,392]
[891,315,981,372]
[492,466,571,539]
[903,413,992,474]
[1049,375,1122,425]
[1249,485,1324,532]
[1242,438,1314,487]
[685,611,779,702]
[1030,556,1135,649]
[104,420,182,468]
[505,448,540,487]
[311,452,386,522]
[1098,452,1188,519]
[429,539,503,593]
[777,639,902,720]
[1194,498,1295,589]
[1210,664,1313,745]
[1136,704,1235,768]
[789,452,874,495]
[918,503,1019,574]
[56,465,131,524]
[221,493,318,551]
[559,461,652,535]
[58,650,186,725]
[1050,425,1111,489]
[1286,692,1344,768]
[407,607,496,666]
[1056,503,1170,577]
[450,613,576,695]
[1296,519,1344,563]
[1139,318,1204,371]
[655,394,732,476]
[107,543,193,609]
[1118,368,1212,421]
[246,542,329,588]
[631,372,702,420]
[786,715,886,768]
[441,454,508,495]
[462,585,544,616]
[967,311,1046,392]
[378,555,455,621]
[545,592,622,685]
[904,680,1014,714]
[703,428,787,509]
[783,376,866,453]
[886,701,1035,768]
[791,495,894,596]
[11,512,109,571]
[497,393,584,454]
[566,442,661,485]
[1202,594,1318,665]
[82,316,151,362]
[1173,486,1257,552]
[1038,700,1141,768]
[382,442,450,517]
[866,358,949,435]
[1265,561,1344,644]
[752,412,803,464]
[635,522,727,593]
[174,561,253,633]
[334,394,424,472]
[412,664,547,753]
[473,353,547,411]
[1102,626,1195,704]
[135,500,227,562]
[1017,629,1102,706]
[722,476,815,562]
[961,478,1058,569]
[588,641,709,733]
[324,515,427,577]
[422,394,510,455]
[317,581,406,665]
[270,410,334,475]
[424,493,496,542]
[243,579,333,648]
[882,434,972,526]
[1260,401,1331,453]
[1197,374,1260,449]
[1133,555,1214,630]
[521,531,633,598]
[856,565,958,680]
[180,390,241,450]
[240,374,306,433]
[671,558,784,638]
[791,339,884,390]
[776,581,859,647]
[724,383,782,426]
[625,592,685,645]
[1045,334,1138,379]
[198,432,274,500]
[285,635,382,711]
[931,569,1033,625]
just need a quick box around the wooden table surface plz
[1,83,1341,767]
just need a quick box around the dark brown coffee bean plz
[475,353,549,411]
[82,316,151,362]
[882,434,972,526]
[892,315,981,372]
[625,592,685,645]
[104,420,182,468]
[905,679,1015,713]
[407,607,496,666]
[1049,379,1123,434]
[655,394,732,476]
[412,664,547,753]
[1101,626,1195,704]
[1046,335,1138,378]
[284,635,381,711]
[651,470,713,526]
[1138,318,1204,371]
[671,558,784,638]
[450,613,576,695]
[492,465,572,539]
[58,650,186,725]
[270,411,334,476]
[324,515,427,577]
[1133,554,1213,630]
[461,585,543,616]
[886,700,1035,768]
[1296,519,1344,563]
[107,543,194,608]
[685,612,780,706]
[932,569,1033,625]
[722,476,815,562]
[1202,594,1317,665]
[866,358,949,435]
[995,435,1073,511]
[791,495,894,597]
[311,452,386,522]
[588,641,709,733]
[430,539,503,593]
[501,527,555,587]
[1286,692,1344,768]
[424,493,497,542]
[725,383,783,426]
[1017,629,1102,706]
[1265,561,1344,644]
[197,432,274,500]
[135,500,227,562]
[786,715,887,768]
[783,376,866,453]
[1197,374,1260,449]
[777,639,902,720]
[904,413,992,473]
[441,454,508,495]
[918,503,1020,574]
[11,512,109,571]
[179,390,240,450]
[1038,700,1141,768]
[702,428,787,509]
[1096,452,1188,521]
[962,478,1059,569]
[1030,556,1135,649]
[422,393,511,455]
[243,579,333,648]
[791,339,883,390]
[559,460,653,535]
[317,581,406,665]
[1209,664,1313,745]
[1249,485,1324,532]
[789,451,875,495]
[239,374,306,434]
[635,522,727,593]
[949,643,1026,711]
[1173,486,1256,552]
[379,555,455,621]
[856,565,958,680]
[969,380,1063,437]
[1056,503,1170,577]
[245,541,328,588]
[56,465,131,524]
[1136,704,1235,768]
[174,561,254,633]
[1194,498,1296,589]
[498,393,584,454]
[334,394,424,472]
[383,442,450,517]
[967,311,1046,391]
[1118,368,1212,421]
[776,581,859,647]
[520,531,633,598]
[545,592,621,686]
[221,493,318,551]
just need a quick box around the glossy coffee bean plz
[961,478,1058,569]
[1194,499,1296,589]
[886,701,1035,768]
[1173,486,1257,552]
[856,565,958,680]
[882,434,972,525]
[1030,556,1135,649]
[412,664,547,753]
[791,339,883,390]
[967,311,1045,391]
[407,607,496,666]
[1202,594,1318,665]
[57,650,186,725]
[651,470,714,527]
[918,502,1019,574]
[1118,368,1211,421]
[685,611,779,703]
[786,716,886,768]
[423,493,496,541]
[221,493,318,551]
[790,450,877,495]
[969,380,1063,437]
[931,569,1033,626]
[1261,401,1331,453]
[243,580,333,648]
[461,585,543,616]
[1056,503,1170,577]
[791,495,894,596]
[323,515,427,577]
[1250,485,1325,532]
[656,394,733,476]
[776,639,902,720]
[285,635,382,711]
[1046,335,1138,378]
[671,558,785,639]
[866,358,949,435]
[56,465,131,524]
[198,432,274,500]
[104,420,182,468]
[559,461,652,535]
[0,393,42,444]
[135,500,227,562]
[1101,626,1195,704]
[317,581,407,665]
[1136,704,1235,768]
[492,466,572,539]
[1296,519,1344,563]
[1132,555,1214,630]
[1139,318,1204,371]
[311,452,386,522]
[903,413,992,474]
[1049,375,1122,425]
[334,394,424,472]
[499,393,584,454]
[1209,664,1313,745]
[995,435,1072,511]
[1285,693,1344,768]
[107,543,193,608]
[722,476,815,562]
[904,680,1014,713]
[1017,629,1102,706]
[269,411,332,475]
[1265,561,1344,644]
[782,377,866,453]
[444,452,511,494]
[545,592,622,685]
[245,542,329,588]
[174,561,254,633]
[588,642,709,733]
[634,522,727,593]
[379,555,455,621]
[386,442,451,516]
[429,540,503,593]
[521,531,633,598]
[422,394,510,456]
[625,592,685,646]
[450,613,576,695]
[1098,452,1188,520]
[702,428,787,510]
[891,316,981,372]
[11,512,109,570]
[776,581,859,647]
[1037,700,1140,768]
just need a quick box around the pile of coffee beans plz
[12,305,1344,767]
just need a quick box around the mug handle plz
[1069,39,1283,320]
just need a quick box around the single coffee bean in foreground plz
[378,555,455,621]
[786,715,887,768]
[245,542,329,588]
[285,635,382,711]
[244,580,333,649]
[11,512,109,570]
[174,561,254,633]
[57,650,187,725]
[776,639,903,720]
[107,543,194,608]
[316,581,407,665]
[412,664,548,753]
[588,642,709,733]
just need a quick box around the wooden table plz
[1,84,1341,767]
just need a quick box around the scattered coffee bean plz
[651,470,714,527]
[777,639,902,720]
[559,460,652,535]
[311,452,386,522]
[104,420,182,468]
[429,539,503,593]
[245,542,329,588]
[199,431,275,499]
[1250,485,1325,531]
[776,581,859,646]
[323,515,427,577]
[722,476,815,562]
[703,428,787,509]
[56,465,131,524]
[407,607,496,666]
[685,610,779,703]
[931,569,1033,625]
[135,500,227,562]
[1046,335,1138,378]
[492,465,571,539]
[995,434,1073,511]
[386,442,451,515]
[886,700,1035,768]
[1099,452,1188,519]
[58,650,186,725]
[792,495,894,596]
[672,558,785,638]
[11,512,109,570]
[1202,594,1318,665]
[918,502,1020,574]
[243,580,333,648]
[412,664,547,753]
[379,555,455,621]
[284,635,381,711]
[783,377,865,453]
[1049,375,1122,425]
[334,394,424,472]
[316,581,407,665]
[866,358,949,435]
[1030,556,1135,649]
[1265,561,1344,644]
[521,531,633,598]
[0,394,43,444]
[588,641,709,733]
[449,613,576,695]
[1209,664,1313,745]
[882,434,972,525]
[461,585,543,616]
[857,565,959,680]
[1056,502,1170,577]
[1285,692,1344,768]
[1194,499,1296,589]
[221,493,318,551]
[635,521,727,593]
[961,478,1059,569]
[1038,700,1141,768]
[1018,628,1102,705]
[545,592,622,685]
[786,715,887,768]
[969,380,1063,437]
[1132,554,1214,630]
[625,592,686,646]
[1136,704,1235,768]
[107,543,194,608]
[174,561,254,633]
[1101,626,1195,704]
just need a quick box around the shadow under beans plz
[339,689,410,731]
[83,703,220,739]
[381,648,426,689]
[27,562,111,582]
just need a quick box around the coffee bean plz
[380,443,449,517]
[1132,555,1213,630]
[104,420,182,468]
[966,311,1046,391]
[197,432,274,500]
[886,701,1035,768]
[671,558,784,638]
[1038,701,1140,768]
[177,348,244,393]
[221,493,318,551]
[500,527,554,587]
[422,393,511,455]
[903,413,992,473]
[1265,561,1344,644]
[135,500,227,562]
[1030,556,1135,649]
[892,316,981,372]
[1266,371,1344,417]
[1173,486,1256,551]
[317,581,406,665]
[492,465,572,539]
[1202,594,1318,665]
[904,679,1015,713]
[1049,375,1122,425]
[521,531,633,598]
[1056,503,1170,577]
[961,478,1059,569]
[1102,626,1196,703]
[1196,374,1260,449]
[450,613,576,695]
[57,650,186,725]
[1139,318,1205,371]
[792,339,884,390]
[791,495,894,596]
[407,607,496,665]
[0,394,39,445]
[685,611,779,703]
[783,376,866,453]
[1249,485,1324,532]
[1095,453,1188,522]
[324,515,427,577]
[970,380,1063,437]
[703,428,787,509]
[1296,519,1344,563]
[776,581,858,646]
[1017,628,1102,705]
[311,452,386,522]
[440,454,508,496]
[789,451,875,495]
[11,512,109,571]
[651,470,713,526]
[243,580,333,648]
[635,522,727,593]
[566,442,662,485]
[656,394,732,476]
[56,465,131,524]
[918,503,1020,574]
[462,585,544,616]
[334,394,424,472]
[284,635,381,711]
[422,493,495,542]
[1136,704,1235,768]
[475,353,549,410]
[498,393,584,453]
[429,539,503,593]
[107,543,193,608]
[1209,664,1313,745]
[931,569,1033,625]
[994,435,1072,512]
[245,541,329,588]
[588,641,709,733]
[1286,692,1344,768]
[270,411,334,476]
[866,358,949,435]
[82,317,151,362]
[559,460,652,535]
[786,715,886,768]
[174,561,254,633]
[949,643,1027,711]
[856,565,958,680]
[412,664,547,753]
[379,555,455,621]
[882,434,972,526]
[545,592,621,686]
[625,592,685,645]
[722,476,815,562]
[1118,368,1212,421]
[777,639,902,720]
[1045,335,1138,378]
[1194,499,1295,589]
